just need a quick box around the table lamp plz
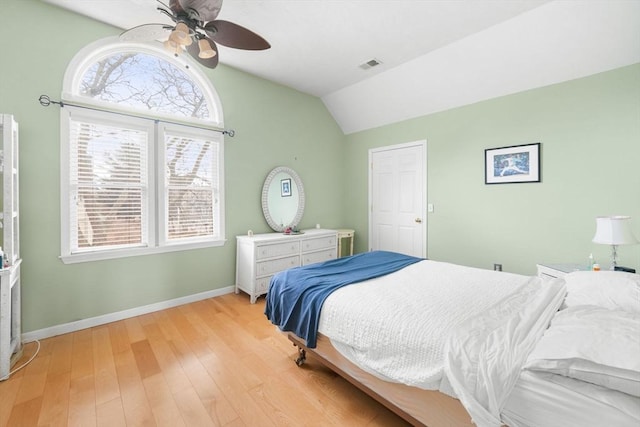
[592,215,638,270]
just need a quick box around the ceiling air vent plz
[359,58,383,70]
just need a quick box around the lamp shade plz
[198,38,216,59]
[171,22,192,46]
[592,216,639,245]
[163,39,182,55]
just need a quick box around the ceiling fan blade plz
[168,0,184,16]
[186,36,219,69]
[120,24,172,42]
[177,0,223,22]
[204,20,270,50]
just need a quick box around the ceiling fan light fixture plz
[198,38,217,59]
[163,39,182,55]
[172,22,192,46]
[119,0,270,70]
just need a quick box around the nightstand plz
[336,229,355,258]
[536,263,590,279]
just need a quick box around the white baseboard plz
[21,286,235,342]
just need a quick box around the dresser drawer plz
[257,255,300,277]
[303,248,337,265]
[302,235,337,253]
[256,276,272,294]
[256,241,300,260]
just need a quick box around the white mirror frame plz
[261,166,305,232]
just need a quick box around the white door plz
[369,141,426,257]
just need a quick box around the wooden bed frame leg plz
[294,345,306,366]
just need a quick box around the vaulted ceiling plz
[43,0,640,133]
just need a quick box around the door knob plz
[415,218,422,223]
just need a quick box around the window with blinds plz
[60,38,225,263]
[161,125,221,243]
[69,117,148,252]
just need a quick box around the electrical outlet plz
[494,263,502,271]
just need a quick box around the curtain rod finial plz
[38,95,51,107]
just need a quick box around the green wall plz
[344,63,640,275]
[0,0,345,333]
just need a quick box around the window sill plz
[60,239,226,264]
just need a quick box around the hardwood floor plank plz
[108,321,132,355]
[144,338,191,394]
[167,306,205,346]
[67,374,97,427]
[248,373,328,427]
[5,397,43,427]
[0,351,26,427]
[193,339,280,424]
[172,387,216,427]
[13,353,51,405]
[70,329,94,381]
[195,352,249,425]
[142,373,186,427]
[123,317,146,344]
[130,340,161,380]
[167,336,239,425]
[37,371,71,427]
[46,334,73,378]
[92,327,120,406]
[152,310,183,343]
[96,397,126,427]
[113,349,156,426]
[139,319,164,344]
[223,389,277,427]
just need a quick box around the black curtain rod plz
[38,94,235,137]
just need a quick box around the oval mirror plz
[261,166,305,232]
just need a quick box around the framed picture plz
[281,178,292,197]
[485,143,541,184]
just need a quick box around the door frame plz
[368,140,428,257]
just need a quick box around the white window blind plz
[69,117,149,253]
[161,125,221,243]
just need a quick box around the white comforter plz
[317,259,539,390]
[444,275,566,427]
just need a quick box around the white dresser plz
[235,229,338,303]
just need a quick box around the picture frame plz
[485,143,541,184]
[281,178,292,197]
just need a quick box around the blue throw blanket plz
[264,250,423,348]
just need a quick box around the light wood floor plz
[1,293,410,427]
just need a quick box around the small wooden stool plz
[336,229,355,257]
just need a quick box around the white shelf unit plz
[0,114,21,380]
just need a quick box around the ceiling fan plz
[120,0,270,69]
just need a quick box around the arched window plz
[60,37,226,263]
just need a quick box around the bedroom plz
[0,0,639,425]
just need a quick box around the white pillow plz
[525,306,640,397]
[563,270,640,313]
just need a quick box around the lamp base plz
[614,266,636,274]
[608,244,619,271]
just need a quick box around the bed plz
[265,251,640,427]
